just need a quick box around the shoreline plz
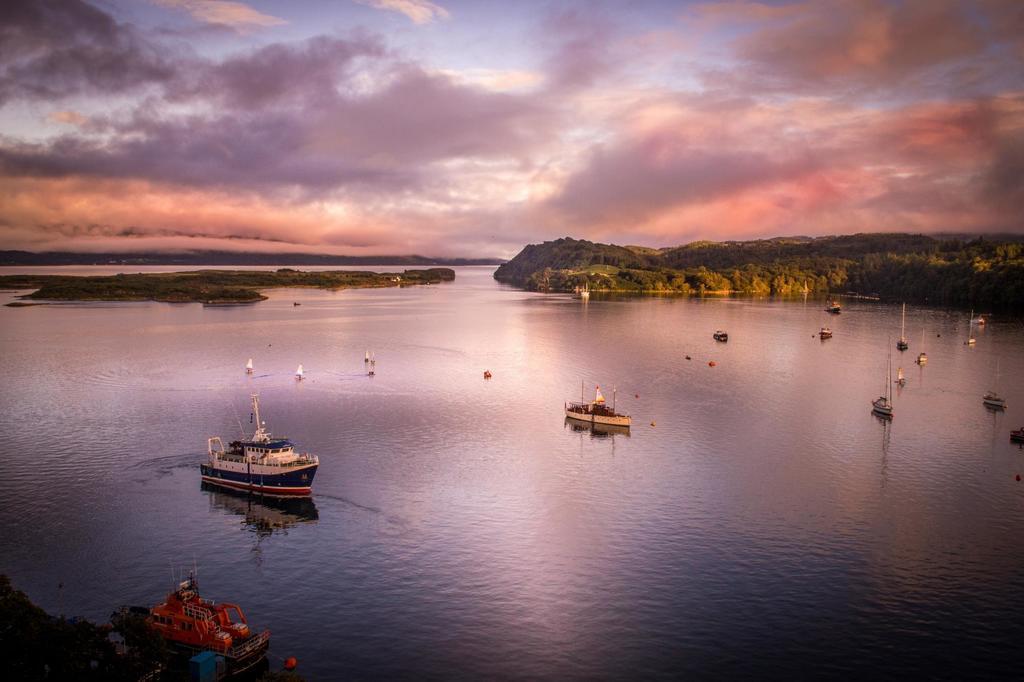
[0,268,455,305]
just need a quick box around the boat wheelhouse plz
[203,395,318,496]
[713,330,728,342]
[145,573,269,675]
[565,384,631,428]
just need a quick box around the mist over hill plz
[0,250,503,267]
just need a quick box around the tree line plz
[493,234,1024,310]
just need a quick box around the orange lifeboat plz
[145,573,269,674]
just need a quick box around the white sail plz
[246,358,253,370]
[296,364,304,378]
[595,385,605,403]
[365,350,370,362]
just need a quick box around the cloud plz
[539,93,1024,242]
[354,0,449,25]
[540,9,616,91]
[153,0,286,30]
[47,111,89,127]
[0,0,174,104]
[688,0,1023,99]
[166,34,386,108]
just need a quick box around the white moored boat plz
[565,384,630,428]
[872,347,894,418]
[245,358,254,374]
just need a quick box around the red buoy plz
[284,657,298,671]
[708,360,716,367]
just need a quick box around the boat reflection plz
[201,482,318,537]
[563,417,631,438]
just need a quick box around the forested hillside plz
[493,235,1024,310]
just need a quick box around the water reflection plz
[201,482,318,537]
[563,417,631,439]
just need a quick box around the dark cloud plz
[0,0,556,198]
[984,136,1024,211]
[0,65,554,196]
[166,33,386,108]
[0,0,174,104]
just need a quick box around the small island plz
[0,268,455,305]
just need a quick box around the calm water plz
[1,266,1023,679]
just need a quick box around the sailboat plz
[295,364,304,380]
[966,310,976,346]
[364,350,370,363]
[246,358,254,375]
[368,353,375,376]
[983,359,1006,409]
[896,303,909,350]
[580,283,590,301]
[916,328,927,365]
[872,347,894,418]
[896,367,905,386]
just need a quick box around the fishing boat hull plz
[200,462,317,496]
[564,408,631,428]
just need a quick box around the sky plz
[0,0,1022,258]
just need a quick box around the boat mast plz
[250,393,264,440]
[887,349,892,403]
[900,303,905,339]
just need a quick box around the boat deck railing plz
[213,453,319,467]
[183,602,213,621]
[231,630,270,659]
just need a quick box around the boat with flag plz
[203,394,318,496]
[565,383,631,428]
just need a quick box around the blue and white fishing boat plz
[203,395,318,496]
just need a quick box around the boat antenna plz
[581,379,584,403]
[613,387,617,411]
[228,396,246,439]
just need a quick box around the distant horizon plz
[3,229,1024,265]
